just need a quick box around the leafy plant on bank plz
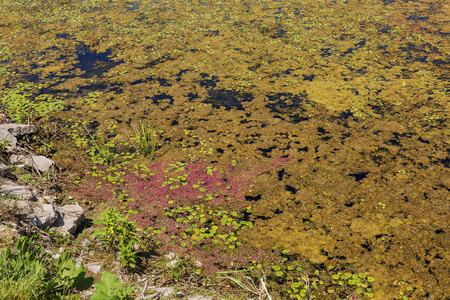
[0,235,93,299]
[91,207,141,269]
[49,250,94,295]
[90,271,134,300]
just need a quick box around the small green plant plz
[0,236,49,299]
[91,207,141,268]
[83,124,115,165]
[0,236,93,299]
[90,271,134,300]
[164,253,186,282]
[20,173,33,184]
[125,121,158,160]
[218,268,272,300]
[49,250,94,295]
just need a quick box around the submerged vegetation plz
[0,0,448,299]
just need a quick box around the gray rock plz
[40,195,57,204]
[86,262,102,274]
[31,155,54,172]
[149,287,175,298]
[0,163,9,177]
[187,296,213,300]
[50,204,85,235]
[0,180,36,201]
[0,124,35,151]
[0,124,36,136]
[29,203,58,228]
[81,238,91,247]
[10,154,54,172]
[2,199,59,229]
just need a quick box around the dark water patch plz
[205,89,253,110]
[245,195,261,202]
[205,30,219,37]
[344,200,355,207]
[342,39,367,56]
[386,138,401,146]
[270,27,287,39]
[176,69,191,82]
[187,92,200,101]
[436,31,450,37]
[407,15,429,22]
[381,26,393,34]
[55,33,71,39]
[157,78,170,86]
[439,157,450,168]
[347,66,368,74]
[127,1,140,11]
[266,92,309,114]
[199,73,219,89]
[257,146,276,157]
[303,74,315,82]
[349,172,369,182]
[317,127,329,135]
[85,120,100,130]
[320,48,333,57]
[74,44,119,78]
[62,104,77,112]
[285,185,298,194]
[149,93,174,105]
[289,114,309,123]
[432,59,448,67]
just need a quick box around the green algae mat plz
[0,0,449,299]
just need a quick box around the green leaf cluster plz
[90,271,134,300]
[91,207,141,268]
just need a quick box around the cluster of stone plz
[0,121,85,236]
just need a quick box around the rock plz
[81,238,91,247]
[0,113,12,124]
[50,204,85,235]
[187,296,213,300]
[31,155,55,172]
[40,195,57,204]
[0,124,36,136]
[29,203,58,228]
[74,257,83,268]
[1,199,59,229]
[193,260,203,268]
[86,262,102,274]
[10,154,55,172]
[0,163,9,177]
[0,124,35,151]
[0,180,36,201]
[148,287,175,298]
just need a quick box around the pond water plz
[0,0,449,299]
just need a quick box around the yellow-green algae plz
[0,0,449,299]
